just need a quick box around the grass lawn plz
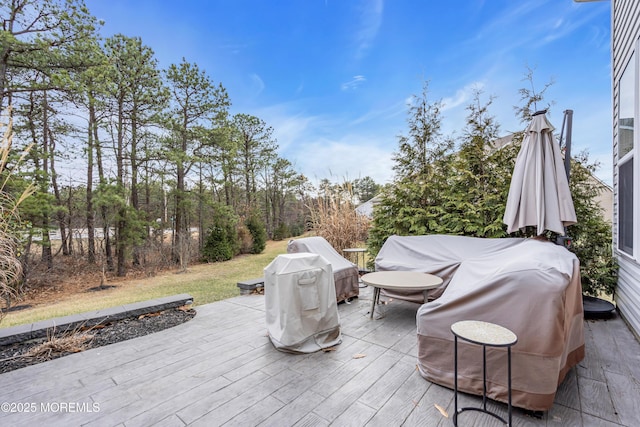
[2,239,289,328]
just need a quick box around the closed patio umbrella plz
[503,111,577,236]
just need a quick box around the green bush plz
[201,205,238,262]
[246,212,266,254]
[566,152,618,297]
[272,222,289,241]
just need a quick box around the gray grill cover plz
[264,253,341,353]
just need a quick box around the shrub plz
[308,182,370,252]
[246,212,266,254]
[201,205,238,262]
[1,107,35,319]
[272,222,289,241]
[236,223,252,254]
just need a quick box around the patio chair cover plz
[377,234,584,411]
[287,236,359,302]
[375,235,525,303]
[264,253,341,353]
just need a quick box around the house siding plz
[613,0,640,337]
[616,257,640,337]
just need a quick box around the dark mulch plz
[0,307,196,374]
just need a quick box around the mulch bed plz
[0,307,196,374]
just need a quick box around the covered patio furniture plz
[503,110,577,237]
[287,236,359,302]
[264,253,341,353]
[376,234,584,411]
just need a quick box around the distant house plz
[609,0,640,338]
[355,195,381,218]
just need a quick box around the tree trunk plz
[116,93,126,277]
[47,125,69,256]
[198,164,204,251]
[94,119,113,271]
[131,108,141,266]
[174,125,189,271]
[86,102,96,263]
[66,183,74,255]
[38,92,53,269]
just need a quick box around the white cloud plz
[441,82,485,111]
[341,75,366,91]
[350,100,406,125]
[353,0,383,60]
[471,1,543,44]
[256,104,324,152]
[249,73,265,96]
[253,101,396,186]
[288,134,395,186]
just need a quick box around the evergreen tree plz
[201,203,238,262]
[163,58,230,270]
[245,211,266,254]
[368,81,453,258]
[1,0,99,109]
[441,89,514,237]
[353,176,380,204]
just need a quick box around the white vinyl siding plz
[613,0,640,338]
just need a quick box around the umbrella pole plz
[563,109,573,183]
[556,109,574,246]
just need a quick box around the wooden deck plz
[1,285,639,426]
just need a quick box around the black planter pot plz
[583,295,615,319]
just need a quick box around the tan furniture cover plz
[264,253,341,353]
[376,234,585,411]
[287,237,359,302]
[503,112,577,236]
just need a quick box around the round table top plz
[342,247,366,253]
[450,320,518,346]
[360,271,443,290]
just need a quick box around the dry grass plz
[0,324,94,364]
[24,329,94,359]
[1,107,35,321]
[308,184,370,252]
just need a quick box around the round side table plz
[342,247,367,274]
[451,320,518,426]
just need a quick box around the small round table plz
[451,320,518,426]
[360,271,443,319]
[342,247,367,273]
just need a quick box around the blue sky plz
[85,0,612,186]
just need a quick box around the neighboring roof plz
[492,133,515,151]
[355,195,382,218]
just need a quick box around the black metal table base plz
[453,336,514,426]
[453,406,507,425]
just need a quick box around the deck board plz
[1,287,640,426]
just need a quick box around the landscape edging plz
[0,293,194,346]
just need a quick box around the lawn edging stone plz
[0,293,193,346]
[237,277,265,295]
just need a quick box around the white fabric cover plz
[264,253,341,353]
[376,234,584,411]
[287,237,359,302]
[503,113,577,236]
